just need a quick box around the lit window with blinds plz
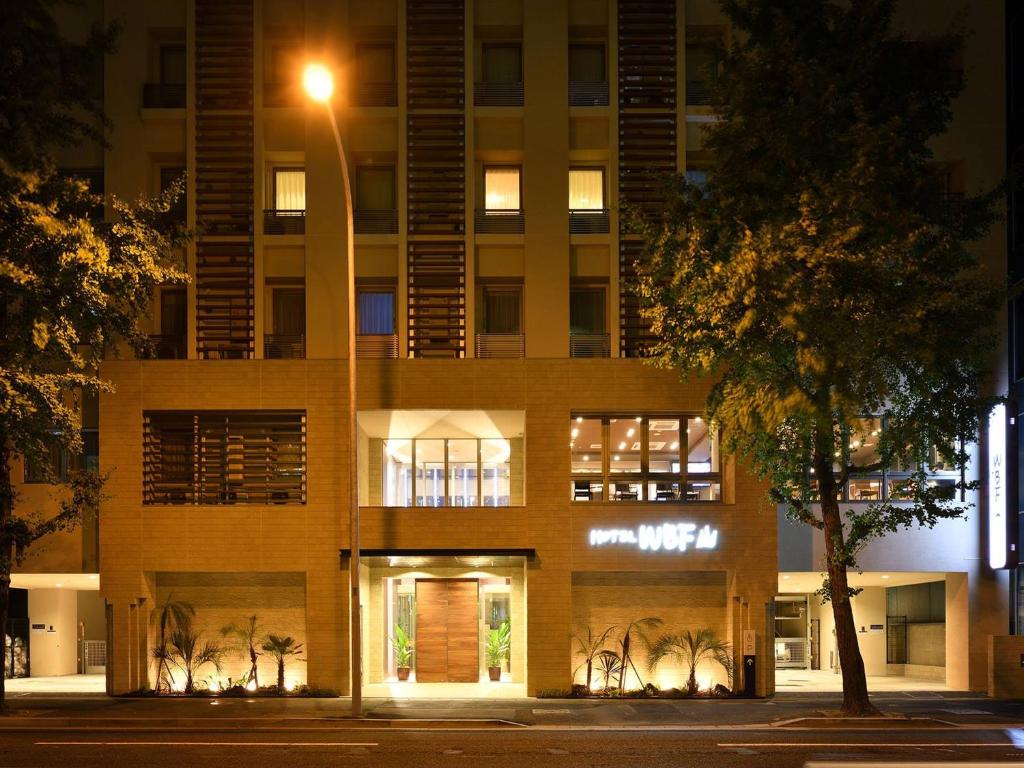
[273,169,305,212]
[484,167,521,211]
[569,169,604,210]
[143,411,306,505]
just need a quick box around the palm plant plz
[571,625,616,691]
[647,628,732,695]
[391,624,413,668]
[595,649,623,691]
[616,617,662,691]
[261,634,304,693]
[221,614,263,689]
[485,619,512,668]
[150,595,195,693]
[166,619,224,694]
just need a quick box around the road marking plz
[718,742,1015,748]
[36,741,378,747]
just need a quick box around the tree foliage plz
[634,0,1001,715]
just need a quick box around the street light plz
[303,62,361,717]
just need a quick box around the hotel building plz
[6,0,1014,698]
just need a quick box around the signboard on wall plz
[989,403,1008,569]
[588,522,719,552]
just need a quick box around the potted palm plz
[486,619,511,682]
[391,624,413,681]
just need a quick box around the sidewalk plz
[0,691,1022,730]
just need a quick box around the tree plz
[166,618,224,694]
[634,0,1000,716]
[221,614,264,689]
[261,635,304,693]
[572,624,616,691]
[152,595,195,693]
[647,628,732,695]
[0,2,188,711]
[615,617,662,691]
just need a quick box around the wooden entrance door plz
[415,579,479,683]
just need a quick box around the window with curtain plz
[569,169,604,210]
[569,44,605,81]
[272,288,305,335]
[160,289,187,336]
[356,43,395,83]
[274,169,305,211]
[356,166,396,211]
[357,290,395,335]
[570,286,606,334]
[269,43,301,85]
[484,167,520,211]
[482,43,522,83]
[482,287,522,333]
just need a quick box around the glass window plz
[570,417,603,474]
[160,44,186,85]
[570,287,606,334]
[648,417,680,474]
[274,169,305,211]
[609,417,642,474]
[686,417,718,473]
[357,289,395,335]
[269,43,300,85]
[356,43,395,84]
[482,43,522,84]
[481,286,522,334]
[848,477,882,502]
[484,167,521,211]
[569,44,605,82]
[569,169,604,210]
[383,440,413,507]
[448,439,478,506]
[481,438,511,507]
[272,287,305,336]
[356,166,395,211]
[848,418,882,469]
[415,440,445,507]
[160,288,187,337]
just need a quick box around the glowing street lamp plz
[302,62,361,716]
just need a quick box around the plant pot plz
[397,667,410,681]
[488,666,502,682]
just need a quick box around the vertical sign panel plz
[989,403,1008,569]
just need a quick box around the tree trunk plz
[277,658,284,692]
[585,658,592,691]
[817,451,879,717]
[1,440,14,714]
[250,647,258,688]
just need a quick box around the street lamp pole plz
[304,63,361,717]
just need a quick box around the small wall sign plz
[588,522,719,552]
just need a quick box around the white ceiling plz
[358,410,525,439]
[11,573,100,591]
[779,570,947,594]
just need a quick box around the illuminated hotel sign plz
[589,522,719,552]
[988,403,1008,569]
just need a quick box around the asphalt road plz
[2,726,1024,768]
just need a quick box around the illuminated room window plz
[484,167,521,211]
[273,168,305,212]
[569,168,605,210]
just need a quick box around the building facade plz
[7,0,1011,698]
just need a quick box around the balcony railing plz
[264,333,305,359]
[475,81,524,107]
[569,332,610,358]
[685,79,713,106]
[475,209,524,234]
[475,332,525,358]
[264,209,305,235]
[569,209,610,234]
[354,209,399,234]
[356,333,399,359]
[354,81,398,107]
[569,81,609,107]
[148,334,187,360]
[142,83,186,109]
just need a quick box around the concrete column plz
[108,602,134,693]
[946,571,970,690]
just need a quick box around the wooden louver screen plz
[619,239,658,358]
[143,411,306,505]
[408,241,466,358]
[195,0,255,359]
[407,114,466,235]
[406,0,465,110]
[617,0,677,108]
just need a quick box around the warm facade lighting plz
[303,63,334,103]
